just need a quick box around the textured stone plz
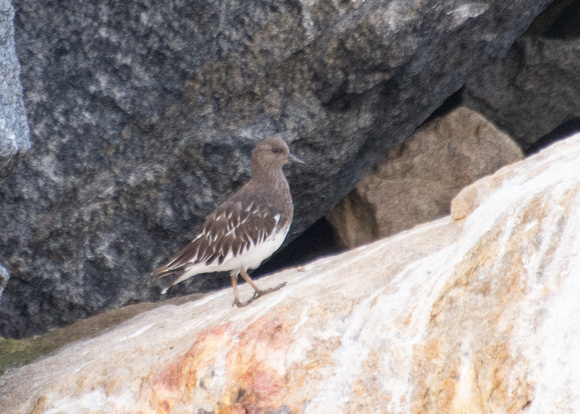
[526,0,580,40]
[327,107,523,248]
[0,0,30,177]
[0,0,551,338]
[1,132,580,413]
[464,37,580,151]
[0,264,7,306]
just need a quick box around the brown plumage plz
[151,137,304,306]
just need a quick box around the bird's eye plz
[271,148,280,154]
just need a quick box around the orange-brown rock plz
[327,106,524,248]
[1,133,579,413]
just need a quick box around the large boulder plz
[1,132,579,413]
[0,0,30,177]
[0,0,551,338]
[327,107,523,248]
[464,37,580,151]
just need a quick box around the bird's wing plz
[151,199,281,279]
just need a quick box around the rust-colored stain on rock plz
[134,300,349,413]
[144,323,234,413]
[224,314,299,413]
[141,307,327,413]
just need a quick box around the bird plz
[151,136,304,307]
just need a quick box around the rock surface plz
[525,0,580,39]
[464,37,580,151]
[0,0,30,177]
[0,0,552,338]
[327,107,523,248]
[1,132,579,413]
[0,264,7,306]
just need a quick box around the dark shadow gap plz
[526,117,580,155]
[254,217,343,277]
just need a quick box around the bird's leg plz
[239,268,263,298]
[230,271,243,308]
[239,268,287,305]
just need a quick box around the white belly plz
[173,226,290,285]
[226,227,288,271]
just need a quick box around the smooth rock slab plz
[1,133,580,413]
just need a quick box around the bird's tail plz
[151,264,173,280]
[151,265,181,295]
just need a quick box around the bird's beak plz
[288,152,305,164]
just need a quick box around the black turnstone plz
[151,137,304,307]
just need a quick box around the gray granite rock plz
[0,263,8,307]
[0,0,551,338]
[465,37,580,151]
[0,0,30,177]
[526,0,580,39]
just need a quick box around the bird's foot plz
[232,282,288,307]
[250,282,287,301]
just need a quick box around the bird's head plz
[251,136,304,173]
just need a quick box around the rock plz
[327,107,523,248]
[0,294,204,375]
[525,0,580,39]
[464,37,580,151]
[0,0,30,177]
[0,0,552,338]
[1,132,580,413]
[0,264,8,306]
